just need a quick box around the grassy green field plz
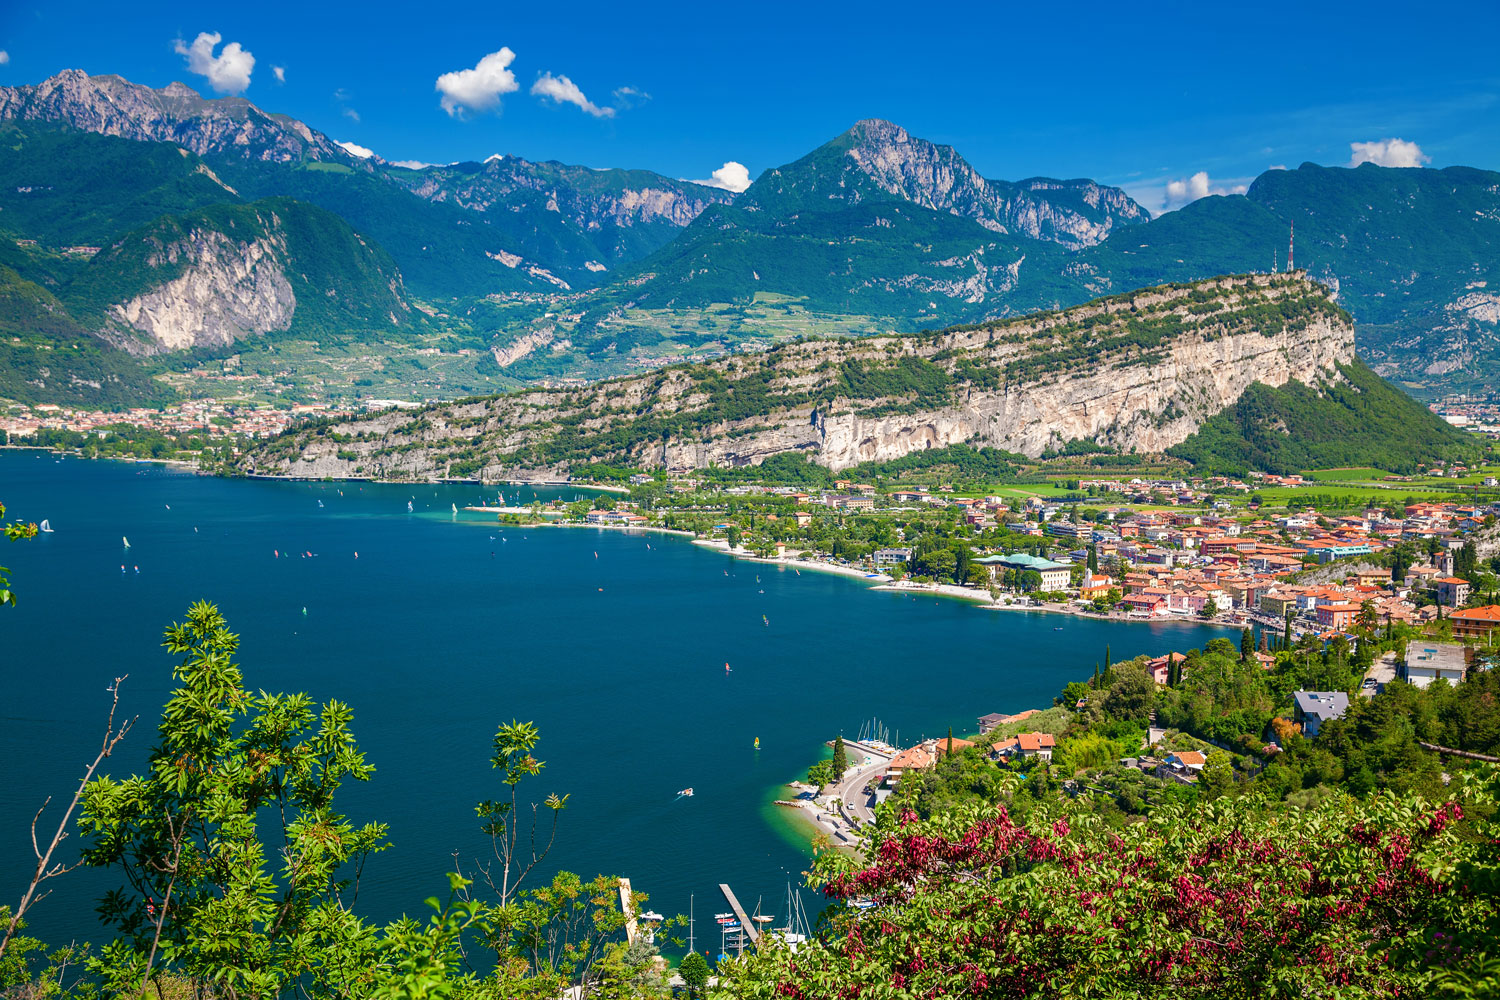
[1306,467,1394,482]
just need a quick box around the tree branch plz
[0,676,136,960]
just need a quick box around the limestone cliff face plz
[238,274,1354,481]
[103,229,296,353]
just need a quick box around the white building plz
[1403,643,1469,689]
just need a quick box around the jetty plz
[718,883,759,946]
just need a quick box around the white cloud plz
[173,31,254,95]
[0,51,10,66]
[436,48,519,117]
[335,140,376,159]
[391,160,434,170]
[1348,138,1429,168]
[530,73,614,118]
[1268,164,1287,171]
[342,107,360,123]
[1161,170,1248,211]
[272,65,285,84]
[687,161,752,193]
[612,85,650,108]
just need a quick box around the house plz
[1292,691,1350,737]
[977,713,1008,734]
[1451,605,1500,639]
[873,547,914,569]
[1157,751,1207,784]
[1433,576,1472,607]
[882,744,936,783]
[1315,602,1360,631]
[991,732,1056,761]
[1403,643,1469,689]
[628,473,652,485]
[1147,652,1186,686]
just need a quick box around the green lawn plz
[1305,467,1393,482]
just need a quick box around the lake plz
[0,450,1228,948]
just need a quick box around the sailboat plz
[122,536,130,549]
[773,882,813,952]
[38,519,53,533]
[406,500,414,512]
[451,503,458,514]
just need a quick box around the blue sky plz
[1,1,1495,212]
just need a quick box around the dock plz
[718,883,759,945]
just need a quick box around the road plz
[827,742,894,828]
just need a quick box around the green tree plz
[832,736,849,776]
[1101,664,1155,722]
[679,950,710,998]
[1200,598,1219,620]
[77,601,394,997]
[1241,628,1255,661]
[807,760,837,791]
[1198,749,1236,799]
[726,526,741,550]
[476,719,569,906]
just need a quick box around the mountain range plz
[0,68,1496,407]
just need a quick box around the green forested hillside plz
[0,122,242,246]
[0,263,170,406]
[1167,359,1476,474]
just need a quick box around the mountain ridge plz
[234,274,1425,481]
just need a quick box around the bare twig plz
[140,810,186,990]
[0,676,136,960]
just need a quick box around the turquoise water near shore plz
[0,450,1227,947]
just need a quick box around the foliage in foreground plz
[725,774,1500,999]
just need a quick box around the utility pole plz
[689,894,695,954]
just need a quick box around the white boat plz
[451,503,458,513]
[39,520,53,533]
[406,501,414,512]
[122,536,130,548]
[677,787,695,797]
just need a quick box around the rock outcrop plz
[237,274,1354,481]
[103,229,296,353]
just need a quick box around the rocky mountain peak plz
[0,69,351,163]
[784,119,1148,248]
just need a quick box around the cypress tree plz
[1092,662,1100,687]
[946,726,954,758]
[832,735,848,775]
[1241,628,1254,661]
[1284,611,1293,649]
[1104,645,1112,671]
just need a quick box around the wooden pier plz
[718,883,760,945]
